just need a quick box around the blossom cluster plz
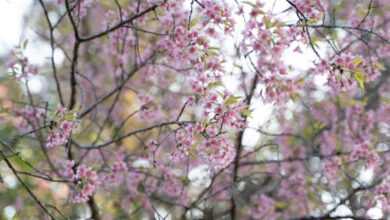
[250,194,278,220]
[316,53,383,93]
[46,107,78,148]
[102,155,128,185]
[374,178,390,212]
[7,47,38,79]
[291,0,326,20]
[14,106,45,129]
[199,137,236,171]
[62,161,99,203]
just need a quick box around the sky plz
[0,0,32,56]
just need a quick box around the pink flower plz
[14,106,45,129]
[199,137,236,171]
[251,194,278,220]
[71,164,99,203]
[350,142,380,168]
[46,107,78,148]
[102,155,128,185]
[323,158,341,183]
[46,120,77,148]
[61,161,99,203]
[7,47,38,79]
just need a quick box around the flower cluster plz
[62,161,99,203]
[291,0,326,21]
[323,157,341,183]
[250,194,278,220]
[349,142,380,168]
[262,77,302,103]
[102,155,128,185]
[159,166,188,202]
[171,125,197,162]
[203,93,247,129]
[199,137,236,171]
[374,178,390,212]
[201,0,235,33]
[72,165,99,203]
[46,107,78,148]
[7,47,38,79]
[138,95,160,121]
[316,54,382,92]
[241,9,306,104]
[14,106,45,129]
[46,120,77,148]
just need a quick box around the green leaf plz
[189,17,200,28]
[290,92,300,101]
[207,81,223,89]
[263,17,272,29]
[303,121,324,140]
[352,57,363,67]
[354,70,365,91]
[208,47,220,51]
[275,201,288,211]
[374,62,386,71]
[180,176,190,185]
[306,18,317,25]
[9,155,32,172]
[310,35,320,48]
[241,108,252,118]
[224,96,241,106]
[63,110,79,121]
